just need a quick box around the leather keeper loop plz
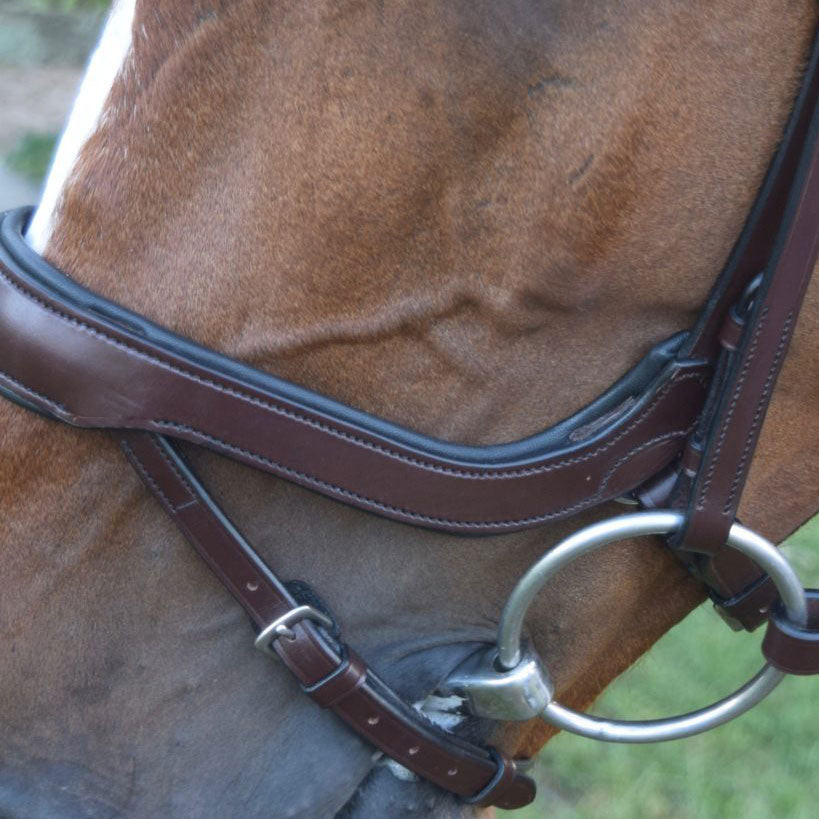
[712,573,778,632]
[718,308,746,351]
[303,651,368,708]
[462,748,517,807]
[762,590,819,675]
[634,463,679,509]
[680,438,703,478]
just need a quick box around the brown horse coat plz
[1,2,817,816]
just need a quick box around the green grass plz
[18,0,109,11]
[5,131,57,184]
[503,516,819,819]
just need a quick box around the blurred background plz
[1,2,817,817]
[0,0,105,209]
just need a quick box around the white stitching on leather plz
[0,265,705,479]
[0,368,68,414]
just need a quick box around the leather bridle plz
[1,27,818,811]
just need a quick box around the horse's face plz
[2,1,817,816]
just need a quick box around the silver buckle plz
[254,605,334,657]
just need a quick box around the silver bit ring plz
[497,510,808,743]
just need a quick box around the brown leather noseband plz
[1,27,818,811]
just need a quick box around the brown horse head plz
[2,1,817,816]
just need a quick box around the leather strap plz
[666,28,819,629]
[0,206,709,534]
[762,590,819,675]
[119,431,536,809]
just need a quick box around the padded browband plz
[0,207,709,533]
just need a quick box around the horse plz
[2,1,818,816]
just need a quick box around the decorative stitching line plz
[598,428,693,497]
[695,306,768,511]
[152,372,705,482]
[118,428,510,781]
[120,438,179,514]
[0,265,706,479]
[151,418,696,530]
[0,367,68,414]
[148,435,197,501]
[122,436,285,614]
[722,312,794,515]
[1,263,705,526]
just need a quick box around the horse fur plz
[1,1,818,817]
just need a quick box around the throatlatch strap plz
[667,27,819,629]
[119,431,536,810]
